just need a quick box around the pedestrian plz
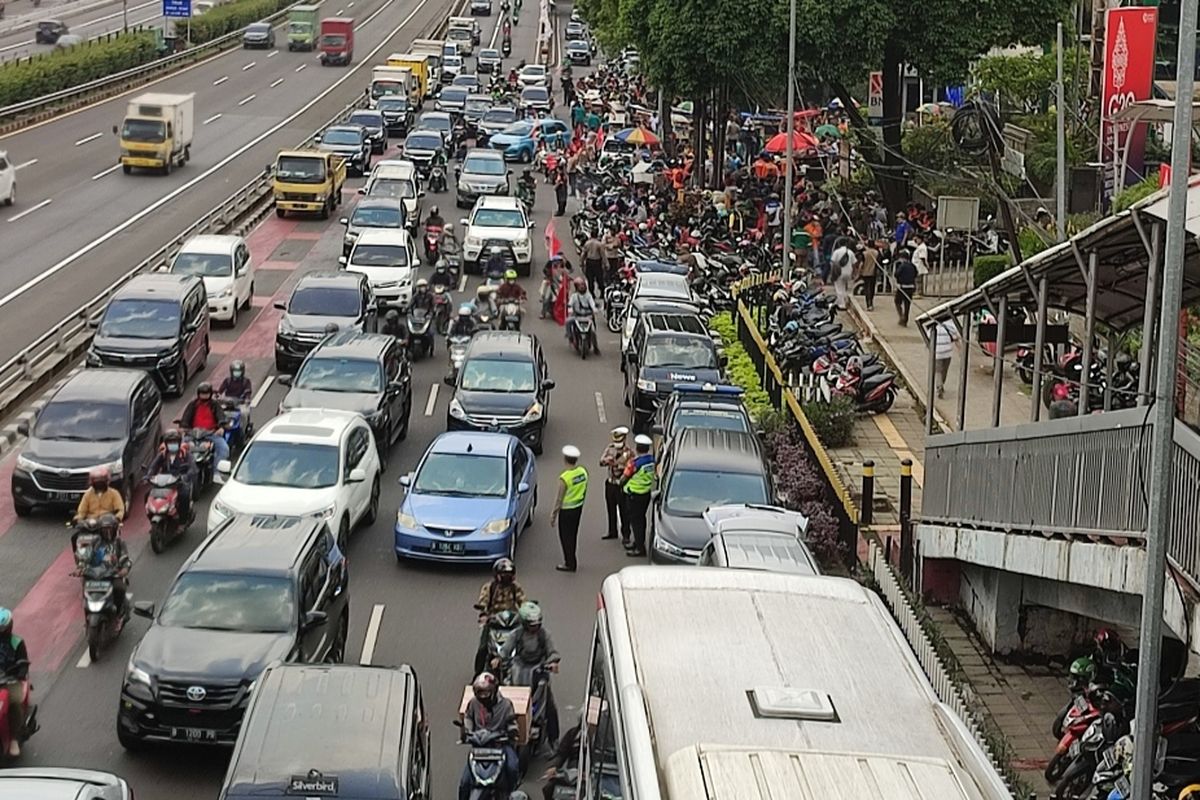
[932,318,960,398]
[911,233,930,296]
[859,240,880,310]
[829,239,855,311]
[602,225,621,286]
[599,427,633,543]
[550,445,588,572]
[582,233,605,301]
[893,249,918,326]
[621,434,655,558]
[554,166,568,217]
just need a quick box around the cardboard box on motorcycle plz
[458,685,531,744]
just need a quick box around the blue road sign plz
[163,0,191,18]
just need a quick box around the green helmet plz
[1069,656,1096,679]
[504,269,518,281]
[518,601,542,627]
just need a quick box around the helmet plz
[98,512,119,535]
[472,672,499,704]
[385,309,400,324]
[163,428,182,445]
[197,381,213,397]
[0,607,11,635]
[1094,628,1124,665]
[458,305,473,317]
[638,222,647,232]
[784,320,799,334]
[504,269,517,281]
[89,466,112,489]
[493,557,516,582]
[430,205,440,217]
[230,359,245,379]
[445,222,455,233]
[477,285,491,299]
[518,601,542,627]
[573,277,587,291]
[416,278,429,290]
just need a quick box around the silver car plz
[340,197,408,256]
[455,148,510,208]
[477,47,502,73]
[0,769,133,800]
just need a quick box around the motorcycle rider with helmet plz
[495,269,527,304]
[178,382,229,470]
[74,466,125,524]
[449,305,478,339]
[473,558,526,673]
[91,512,132,619]
[473,284,498,326]
[484,245,508,279]
[217,360,253,451]
[501,601,561,746]
[430,259,456,291]
[381,308,410,349]
[566,277,600,354]
[147,429,198,525]
[409,279,436,351]
[0,608,30,756]
[425,205,445,231]
[458,672,520,800]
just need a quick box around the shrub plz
[801,396,856,448]
[0,31,158,107]
[188,0,293,43]
[708,312,773,420]
[1112,172,1161,213]
[973,253,1010,288]
[799,501,845,563]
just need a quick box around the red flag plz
[553,271,569,326]
[544,218,562,258]
[596,125,606,151]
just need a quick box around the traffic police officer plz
[622,434,655,558]
[551,445,588,572]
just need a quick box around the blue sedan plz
[394,432,537,563]
[488,119,573,162]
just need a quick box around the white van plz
[168,235,255,326]
[363,160,423,232]
[0,151,15,206]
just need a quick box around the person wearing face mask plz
[74,466,125,524]
[217,360,253,450]
[147,429,197,525]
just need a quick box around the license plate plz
[1116,776,1131,795]
[171,727,217,742]
[431,541,465,554]
[48,491,79,502]
[84,580,110,591]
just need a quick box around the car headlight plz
[396,511,418,528]
[313,193,327,203]
[211,499,235,521]
[311,504,337,520]
[216,286,233,299]
[481,518,511,534]
[654,536,687,557]
[103,459,124,478]
[157,347,181,368]
[278,316,296,335]
[15,454,37,472]
[126,657,152,687]
[85,349,102,366]
[637,378,656,392]
[448,398,467,419]
[514,238,530,252]
[465,236,483,251]
[521,402,543,423]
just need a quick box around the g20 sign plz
[1100,7,1157,200]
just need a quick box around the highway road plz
[0,0,475,370]
[0,0,167,62]
[0,12,614,800]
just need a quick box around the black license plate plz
[431,541,465,554]
[48,491,79,502]
[171,727,218,742]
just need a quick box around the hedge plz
[708,312,772,420]
[0,31,158,107]
[187,0,293,44]
[973,253,1010,288]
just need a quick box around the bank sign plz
[1100,6,1157,202]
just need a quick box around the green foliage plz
[801,396,856,448]
[187,0,292,44]
[1112,172,1162,213]
[0,31,158,107]
[901,119,961,174]
[974,47,1087,114]
[1018,225,1052,260]
[973,253,1011,287]
[1018,111,1092,192]
[708,312,773,420]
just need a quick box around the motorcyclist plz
[440,222,462,270]
[473,284,498,324]
[74,466,125,524]
[430,259,456,291]
[178,382,230,470]
[566,277,600,354]
[458,672,520,800]
[217,360,253,450]
[411,278,435,313]
[507,68,519,89]
[502,602,561,746]
[473,558,525,673]
[0,608,29,756]
[381,308,410,349]
[92,512,132,619]
[484,245,508,279]
[449,304,478,338]
[495,269,527,303]
[147,429,197,525]
[425,205,445,231]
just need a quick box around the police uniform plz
[556,446,588,571]
[623,435,655,556]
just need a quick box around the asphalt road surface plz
[0,13,630,800]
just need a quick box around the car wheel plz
[507,531,517,561]
[327,610,349,662]
[228,298,238,328]
[363,477,380,526]
[520,149,532,164]
[4,182,13,206]
[117,724,144,752]
[275,206,285,218]
[199,337,209,370]
[172,361,189,398]
[398,397,411,441]
[243,282,254,310]
[338,515,350,551]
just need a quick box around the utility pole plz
[1131,0,1197,796]
[1055,21,1066,241]
[123,0,129,32]
[780,0,797,273]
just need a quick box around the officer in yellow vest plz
[622,434,655,558]
[551,445,588,572]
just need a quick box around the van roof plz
[115,273,198,301]
[634,272,691,300]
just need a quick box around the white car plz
[461,195,533,274]
[208,409,383,547]
[338,228,418,308]
[0,151,14,206]
[362,160,423,231]
[517,64,549,89]
[167,234,255,326]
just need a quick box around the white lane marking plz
[91,164,121,181]
[14,159,37,170]
[76,650,91,669]
[360,604,385,665]
[7,198,51,223]
[336,7,344,12]
[251,374,274,407]
[0,0,433,311]
[295,63,307,72]
[424,382,439,415]
[213,75,229,85]
[74,132,103,146]
[595,391,606,423]
[458,272,467,292]
[242,61,256,71]
[489,16,501,47]
[237,94,257,106]
[270,78,284,88]
[348,1,355,6]
[267,49,279,58]
[203,113,223,125]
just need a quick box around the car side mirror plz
[387,380,403,393]
[528,220,536,228]
[15,417,30,436]
[399,473,413,487]
[273,300,287,310]
[542,378,555,390]
[264,163,274,176]
[459,218,469,226]
[338,256,348,266]
[358,187,367,195]
[518,481,530,494]
[276,374,293,387]
[719,351,728,367]
[312,133,322,143]
[651,423,664,435]
[185,320,200,333]
[217,459,232,474]
[302,610,328,631]
[419,189,426,197]
[348,467,367,483]
[133,601,156,619]
[340,217,349,225]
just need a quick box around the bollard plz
[861,460,875,526]
[899,458,913,583]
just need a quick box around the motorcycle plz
[499,301,523,332]
[424,225,443,265]
[219,396,251,456]
[447,334,472,383]
[832,359,897,413]
[569,311,596,360]
[501,36,512,57]
[482,609,522,681]
[181,425,217,489]
[0,661,36,763]
[408,307,435,360]
[604,284,628,333]
[71,525,127,662]
[145,472,191,554]
[432,287,453,335]
[457,726,517,800]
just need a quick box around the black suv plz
[651,383,753,454]
[86,274,210,397]
[650,428,774,564]
[274,271,376,372]
[119,514,349,749]
[12,369,162,516]
[625,314,724,431]
[278,330,413,459]
[446,331,554,454]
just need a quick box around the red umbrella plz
[764,130,818,153]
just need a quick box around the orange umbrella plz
[764,130,818,153]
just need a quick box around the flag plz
[553,274,569,326]
[595,124,606,151]
[545,218,562,258]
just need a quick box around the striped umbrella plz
[613,126,660,146]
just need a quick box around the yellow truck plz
[385,53,431,103]
[114,92,194,175]
[271,149,346,219]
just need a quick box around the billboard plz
[1100,6,1158,202]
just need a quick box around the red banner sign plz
[1100,6,1158,201]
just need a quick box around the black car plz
[625,314,724,431]
[242,21,275,48]
[274,272,377,373]
[315,124,372,176]
[278,331,412,458]
[35,19,69,44]
[86,273,211,397]
[650,428,774,564]
[347,109,387,154]
[11,369,162,516]
[402,129,445,178]
[118,514,349,749]
[651,383,753,454]
[446,331,554,454]
[375,96,414,136]
[455,148,510,208]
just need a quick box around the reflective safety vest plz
[624,455,655,495]
[561,466,589,509]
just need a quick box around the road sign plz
[868,71,883,119]
[163,0,191,19]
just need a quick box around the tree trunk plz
[711,84,728,189]
[692,95,708,188]
[877,41,908,214]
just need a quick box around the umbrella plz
[764,130,818,153]
[826,97,860,110]
[613,126,659,146]
[814,123,841,139]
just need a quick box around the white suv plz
[362,159,422,232]
[0,150,15,206]
[339,228,418,309]
[167,234,255,326]
[461,195,533,274]
[209,409,383,547]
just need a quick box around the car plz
[564,20,586,39]
[394,432,537,563]
[415,110,454,145]
[651,383,753,454]
[517,63,550,89]
[35,19,69,44]
[463,93,491,124]
[470,0,491,14]
[314,124,371,176]
[621,272,698,352]
[650,429,774,564]
[623,310,710,375]
[476,105,518,142]
[0,769,132,799]
[565,38,591,65]
[455,148,510,207]
[167,234,255,327]
[12,369,162,516]
[451,72,481,93]
[209,409,384,547]
[445,25,474,56]
[634,257,690,276]
[440,53,464,82]
[340,196,407,257]
[361,160,422,231]
[401,130,446,179]
[274,271,376,373]
[0,149,15,206]
[447,331,554,453]
[86,273,210,397]
[338,228,419,309]
[461,195,533,273]
[376,95,414,136]
[698,504,818,575]
[53,33,84,48]
[519,85,553,113]
[626,320,725,431]
[119,514,348,749]
[487,118,571,162]
[242,21,275,48]
[347,109,388,154]
[476,47,501,73]
[436,85,470,114]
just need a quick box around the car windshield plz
[472,208,525,228]
[349,113,382,128]
[246,23,269,33]
[522,66,546,77]
[99,298,179,340]
[463,155,505,176]
[159,573,294,633]
[234,441,340,488]
[501,121,533,136]
[34,401,127,441]
[172,251,232,278]
[288,286,361,316]
[453,76,478,88]
[414,452,507,496]
[367,177,416,199]
[322,129,362,146]
[443,55,462,67]
[644,337,717,369]
[466,97,491,113]
[377,97,409,112]
[665,469,768,516]
[568,41,587,51]
[406,133,442,150]
[350,243,409,267]
[275,155,325,183]
[296,357,383,392]
[321,34,346,46]
[484,108,517,125]
[440,88,468,103]
[480,49,498,59]
[372,80,406,98]
[522,87,548,101]
[461,359,536,391]
[120,118,166,143]
[350,205,403,228]
[420,115,451,132]
[674,408,750,433]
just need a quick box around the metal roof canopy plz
[919,179,1200,332]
